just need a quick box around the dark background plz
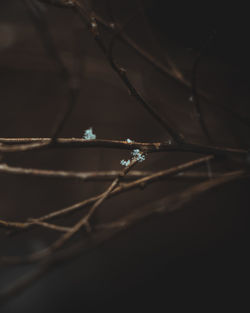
[0,1,250,312]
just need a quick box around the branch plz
[93,14,250,129]
[0,155,213,237]
[0,141,50,153]
[1,169,248,305]
[94,13,192,91]
[0,164,152,181]
[0,163,226,181]
[0,157,140,265]
[0,138,247,157]
[70,2,185,143]
[35,0,250,129]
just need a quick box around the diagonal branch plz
[0,157,140,265]
[71,2,184,143]
[93,14,250,129]
[1,169,248,305]
[0,155,214,237]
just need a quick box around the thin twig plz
[0,157,140,265]
[0,138,247,157]
[0,163,225,181]
[72,2,185,143]
[93,13,250,129]
[38,0,249,131]
[94,12,191,90]
[28,219,71,232]
[1,1,249,306]
[1,169,248,305]
[0,164,152,181]
[0,155,213,237]
[0,141,50,153]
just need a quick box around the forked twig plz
[0,169,248,305]
[0,0,249,306]
[0,155,213,238]
[0,156,141,265]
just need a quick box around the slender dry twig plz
[27,219,71,232]
[0,220,28,230]
[0,163,225,181]
[95,11,191,90]
[96,170,249,230]
[0,155,213,237]
[0,164,152,181]
[43,157,139,253]
[0,138,247,157]
[0,141,50,153]
[71,2,185,143]
[0,219,69,233]
[1,0,249,307]
[0,156,140,265]
[93,13,250,129]
[1,169,248,305]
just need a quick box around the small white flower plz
[120,159,131,167]
[131,149,145,162]
[83,127,96,140]
[120,140,145,166]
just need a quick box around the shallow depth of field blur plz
[0,1,250,312]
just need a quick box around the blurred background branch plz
[0,0,250,311]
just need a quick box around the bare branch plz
[94,14,250,129]
[0,141,50,153]
[27,219,71,232]
[0,157,140,265]
[0,163,226,181]
[0,155,214,239]
[0,138,247,157]
[71,2,185,143]
[1,1,249,307]
[1,169,248,305]
[0,164,152,181]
